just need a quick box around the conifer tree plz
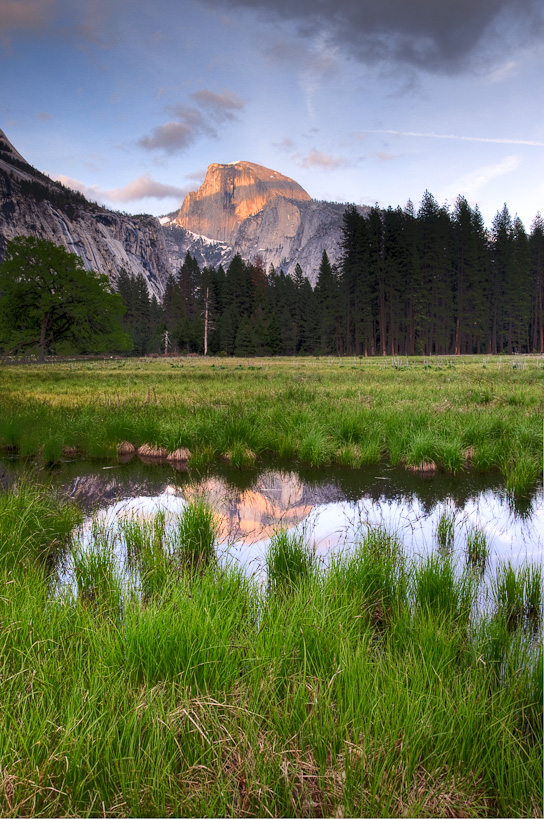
[315,251,342,354]
[529,213,544,352]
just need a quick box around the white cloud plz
[52,173,189,205]
[441,155,521,201]
[105,175,190,202]
[484,59,518,84]
[53,173,102,201]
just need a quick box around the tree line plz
[118,192,544,356]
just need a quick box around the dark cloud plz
[35,111,52,121]
[138,121,197,153]
[200,0,544,73]
[274,136,296,151]
[191,89,244,119]
[139,87,243,154]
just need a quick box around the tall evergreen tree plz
[529,213,544,352]
[314,251,342,354]
[490,205,515,353]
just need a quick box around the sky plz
[1,0,543,229]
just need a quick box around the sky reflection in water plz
[66,461,543,590]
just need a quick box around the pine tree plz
[162,274,185,351]
[452,197,489,354]
[529,213,544,352]
[235,316,256,356]
[490,205,515,353]
[314,251,342,354]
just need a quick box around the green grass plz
[0,354,542,495]
[492,561,543,633]
[466,527,489,572]
[435,510,456,553]
[171,497,219,572]
[0,484,540,816]
[266,528,316,592]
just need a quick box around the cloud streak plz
[366,129,544,147]
[264,33,339,118]
[441,155,521,201]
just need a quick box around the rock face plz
[0,129,172,298]
[0,128,364,292]
[174,161,312,244]
[163,161,357,284]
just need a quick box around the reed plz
[0,493,540,817]
[435,510,455,553]
[71,526,123,617]
[120,511,170,599]
[266,528,316,592]
[172,498,219,571]
[0,480,81,569]
[492,562,543,633]
[465,526,489,572]
[411,553,476,624]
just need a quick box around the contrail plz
[366,129,544,147]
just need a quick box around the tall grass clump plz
[435,509,455,553]
[465,527,489,572]
[504,451,540,496]
[120,511,170,598]
[492,562,543,632]
[328,527,406,628]
[435,438,464,473]
[0,481,81,570]
[298,428,331,466]
[266,528,316,593]
[172,498,218,572]
[71,525,123,617]
[411,553,475,624]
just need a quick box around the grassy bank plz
[0,355,543,494]
[0,485,541,817]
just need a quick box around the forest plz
[117,192,544,357]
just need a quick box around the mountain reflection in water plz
[1,455,542,581]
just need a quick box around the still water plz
[4,455,542,584]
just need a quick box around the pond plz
[3,454,542,592]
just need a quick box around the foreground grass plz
[0,486,541,817]
[0,354,543,494]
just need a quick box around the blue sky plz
[1,0,543,228]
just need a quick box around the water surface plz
[4,455,542,585]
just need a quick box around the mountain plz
[174,161,311,243]
[161,161,358,284]
[0,129,171,298]
[0,129,359,292]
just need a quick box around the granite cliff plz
[174,161,311,243]
[0,129,171,299]
[0,129,361,293]
[162,161,355,284]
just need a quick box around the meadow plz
[0,354,543,494]
[0,483,541,818]
[0,355,542,816]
